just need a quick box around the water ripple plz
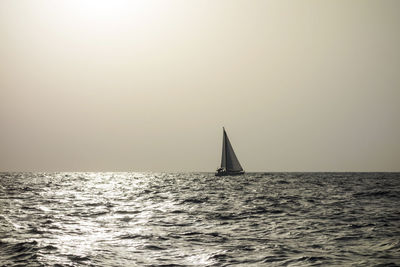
[0,172,399,266]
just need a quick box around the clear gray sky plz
[1,0,399,172]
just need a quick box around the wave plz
[1,172,399,266]
[0,240,39,265]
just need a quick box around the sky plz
[0,0,399,172]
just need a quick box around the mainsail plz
[220,128,243,172]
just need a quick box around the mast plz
[220,127,227,169]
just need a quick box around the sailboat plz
[215,127,245,176]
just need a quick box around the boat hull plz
[215,171,245,177]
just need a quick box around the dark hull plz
[215,171,245,177]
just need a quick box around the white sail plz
[221,128,243,172]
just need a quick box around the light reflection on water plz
[0,172,399,266]
[28,172,218,266]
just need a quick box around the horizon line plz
[1,170,399,173]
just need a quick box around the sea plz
[0,172,399,266]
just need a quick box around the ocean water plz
[0,172,399,266]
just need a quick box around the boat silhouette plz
[216,127,245,176]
